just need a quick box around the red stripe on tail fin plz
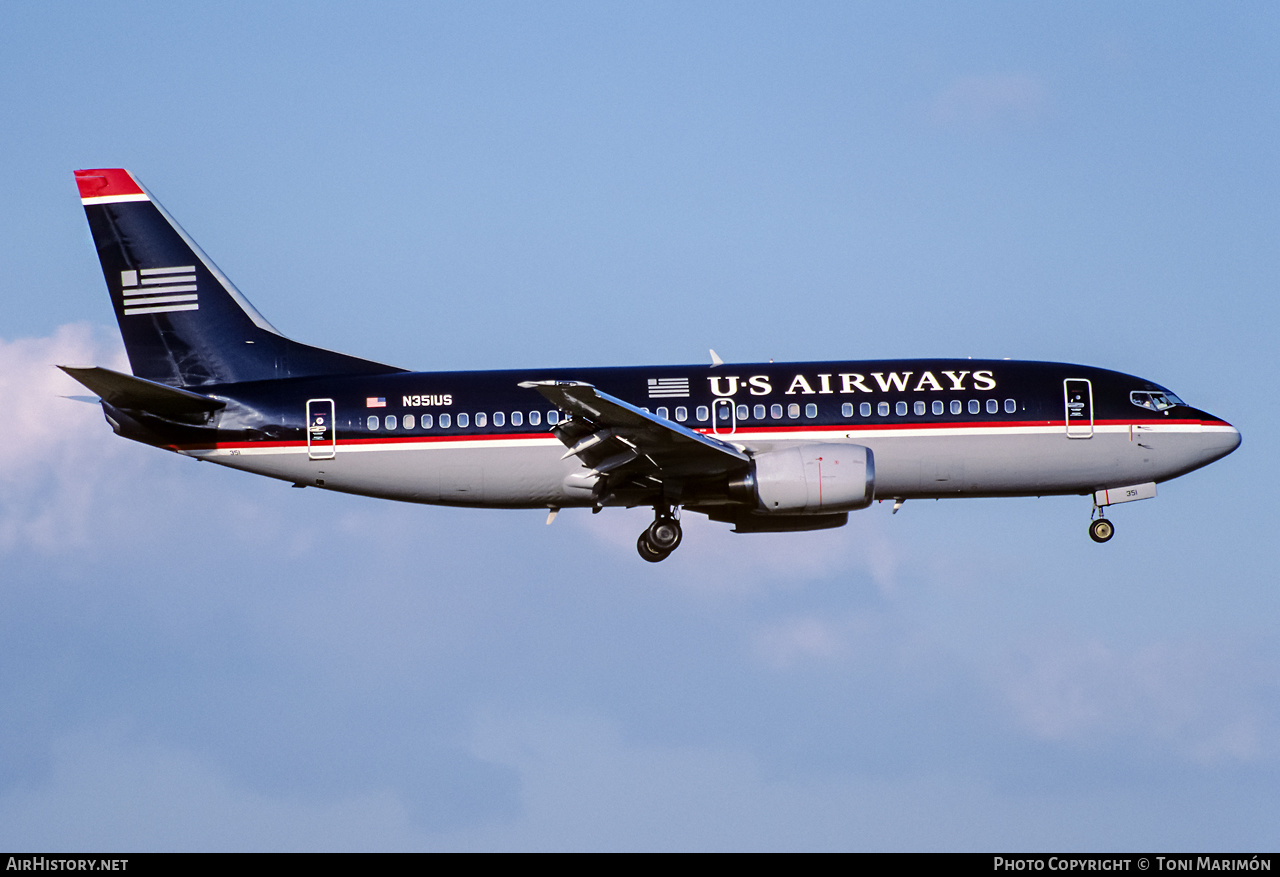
[75,168,145,200]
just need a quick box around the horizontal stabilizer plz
[59,365,225,419]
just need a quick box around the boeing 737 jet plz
[64,169,1241,561]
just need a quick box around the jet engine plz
[730,443,875,514]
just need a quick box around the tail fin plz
[75,169,403,387]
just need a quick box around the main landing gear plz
[637,508,683,562]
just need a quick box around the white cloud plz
[754,615,852,667]
[0,711,1059,851]
[994,635,1277,765]
[572,504,904,597]
[0,324,141,552]
[0,723,420,851]
[5,702,1276,851]
[930,73,1049,129]
[429,708,1256,851]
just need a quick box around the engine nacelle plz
[745,443,875,514]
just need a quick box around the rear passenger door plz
[307,398,336,459]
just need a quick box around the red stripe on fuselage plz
[171,417,1221,453]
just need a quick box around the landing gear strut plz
[1088,503,1114,543]
[637,507,683,562]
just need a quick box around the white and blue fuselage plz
[65,169,1240,560]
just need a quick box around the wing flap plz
[520,381,748,484]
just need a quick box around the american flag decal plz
[366,397,386,408]
[647,377,690,398]
[120,266,198,316]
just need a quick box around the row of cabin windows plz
[364,398,1019,432]
[649,399,1018,422]
[649,399,1016,423]
[366,410,560,431]
[845,398,1018,418]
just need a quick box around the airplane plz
[63,168,1241,562]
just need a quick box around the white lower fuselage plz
[189,418,1240,508]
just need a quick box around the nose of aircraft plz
[1200,414,1242,464]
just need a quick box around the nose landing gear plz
[1088,502,1115,543]
[1089,517,1114,543]
[637,508,683,562]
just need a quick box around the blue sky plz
[1,2,1276,850]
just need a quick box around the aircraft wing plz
[519,381,749,483]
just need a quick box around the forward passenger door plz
[1064,380,1093,439]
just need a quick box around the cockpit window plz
[1131,390,1184,411]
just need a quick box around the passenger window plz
[771,404,783,419]
[1004,399,1016,414]
[804,403,817,418]
[476,412,487,427]
[986,399,998,414]
[457,413,469,428]
[860,402,871,417]
[968,399,980,414]
[842,402,853,417]
[439,413,451,428]
[548,411,559,425]
[914,401,926,416]
[529,411,541,426]
[696,406,709,422]
[932,400,944,415]
[788,403,800,419]
[754,404,766,419]
[421,413,433,429]
[950,399,962,415]
[656,406,668,420]
[366,415,378,430]
[511,411,523,426]
[737,404,749,420]
[895,401,907,416]
[385,415,397,430]
[492,411,504,427]
[403,414,415,429]
[877,401,889,417]
[675,406,688,422]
